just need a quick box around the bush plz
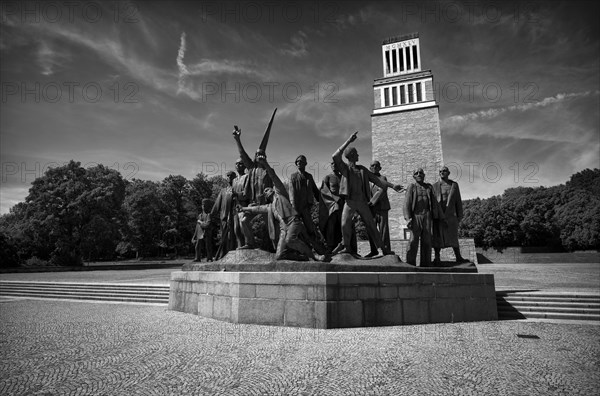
[24,256,51,267]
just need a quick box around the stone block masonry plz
[169,271,497,328]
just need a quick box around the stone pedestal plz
[169,270,497,328]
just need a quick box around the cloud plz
[442,90,600,128]
[6,19,177,96]
[187,59,268,78]
[280,31,308,58]
[174,32,272,100]
[277,94,369,139]
[37,41,58,75]
[0,186,30,215]
[176,32,190,96]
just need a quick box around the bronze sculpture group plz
[194,109,468,266]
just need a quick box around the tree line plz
[1,162,598,267]
[458,168,600,251]
[0,161,230,267]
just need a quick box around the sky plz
[1,0,599,214]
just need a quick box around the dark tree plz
[119,179,168,258]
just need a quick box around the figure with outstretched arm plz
[332,131,404,257]
[237,157,326,262]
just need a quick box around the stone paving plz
[1,298,599,395]
[477,263,600,292]
[1,262,599,395]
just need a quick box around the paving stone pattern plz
[1,299,598,395]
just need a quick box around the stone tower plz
[371,32,444,239]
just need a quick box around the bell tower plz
[371,33,444,238]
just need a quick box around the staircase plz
[0,281,169,305]
[3,282,599,321]
[497,291,600,322]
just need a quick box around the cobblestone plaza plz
[1,263,599,396]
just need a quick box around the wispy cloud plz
[7,19,176,95]
[175,31,272,100]
[176,32,190,96]
[280,31,308,58]
[443,91,600,128]
[37,41,56,75]
[187,59,268,77]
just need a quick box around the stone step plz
[497,293,600,301]
[498,304,600,314]
[0,281,169,304]
[496,292,600,321]
[497,309,600,321]
[0,288,169,299]
[500,297,600,304]
[497,300,600,309]
[0,284,169,296]
[0,290,168,303]
[0,281,168,291]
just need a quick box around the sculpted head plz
[413,168,425,183]
[370,160,381,174]
[439,166,450,180]
[330,161,337,173]
[295,155,307,172]
[255,149,266,162]
[344,147,359,163]
[226,171,236,185]
[235,158,246,174]
[263,187,275,202]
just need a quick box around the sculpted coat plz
[403,182,443,225]
[210,185,236,259]
[432,180,463,249]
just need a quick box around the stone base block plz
[169,271,497,328]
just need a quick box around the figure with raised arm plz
[319,161,357,253]
[232,109,277,249]
[332,132,404,257]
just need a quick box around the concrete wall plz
[169,271,497,328]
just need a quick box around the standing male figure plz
[403,168,444,266]
[289,155,327,254]
[332,131,404,256]
[211,171,237,260]
[192,198,214,262]
[366,160,391,258]
[432,166,469,264]
[238,157,326,262]
[319,161,344,252]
